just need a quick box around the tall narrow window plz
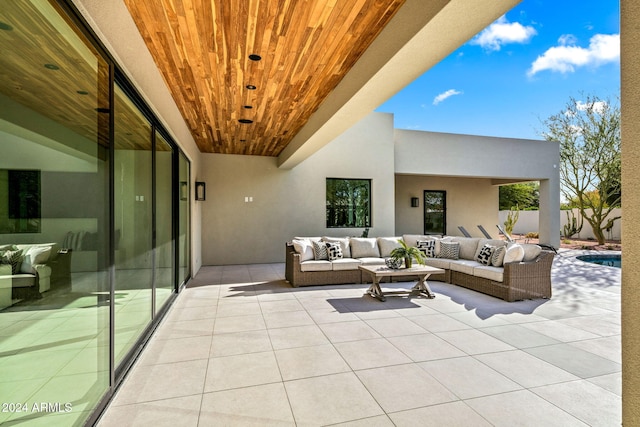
[326,178,371,228]
[424,190,446,235]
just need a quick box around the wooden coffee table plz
[359,264,444,302]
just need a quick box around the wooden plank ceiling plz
[124,0,406,156]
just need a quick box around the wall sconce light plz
[411,197,419,208]
[195,182,206,201]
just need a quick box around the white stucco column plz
[621,0,640,424]
[538,177,561,248]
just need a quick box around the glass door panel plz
[178,153,191,285]
[155,132,174,312]
[0,2,110,424]
[113,84,153,365]
[424,191,446,235]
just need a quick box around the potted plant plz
[390,239,425,269]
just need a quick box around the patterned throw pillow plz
[416,240,436,258]
[491,246,506,267]
[438,241,460,260]
[1,249,23,274]
[312,240,329,260]
[326,242,343,260]
[476,244,494,266]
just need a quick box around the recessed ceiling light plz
[246,84,257,90]
[248,54,262,61]
[238,119,253,124]
[44,63,60,70]
[0,22,13,31]
[243,105,253,109]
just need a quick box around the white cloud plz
[528,33,619,76]
[433,89,463,105]
[471,16,537,51]
[576,100,607,114]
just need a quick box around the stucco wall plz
[201,112,397,265]
[621,0,640,423]
[395,175,498,237]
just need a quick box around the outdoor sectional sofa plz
[0,243,70,310]
[285,235,555,302]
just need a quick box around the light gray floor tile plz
[435,329,515,355]
[112,359,207,405]
[330,414,395,427]
[364,317,428,337]
[419,356,522,399]
[474,350,578,388]
[284,372,384,425]
[587,372,622,396]
[263,310,315,329]
[319,320,381,343]
[334,338,412,370]
[389,401,492,427]
[153,318,215,340]
[97,395,201,427]
[447,310,512,328]
[387,333,465,362]
[213,314,266,334]
[524,343,621,378]
[204,351,282,392]
[199,383,295,426]
[479,324,561,349]
[267,324,329,350]
[568,335,621,363]
[407,313,471,332]
[518,319,600,342]
[355,364,457,412]
[138,335,212,365]
[259,299,305,313]
[306,308,360,324]
[209,329,273,357]
[275,344,351,381]
[466,390,588,427]
[215,301,262,318]
[532,380,621,426]
[557,314,621,336]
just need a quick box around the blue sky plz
[376,0,620,140]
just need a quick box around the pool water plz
[576,254,622,268]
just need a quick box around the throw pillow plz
[439,241,460,260]
[20,245,52,274]
[349,238,380,258]
[491,246,506,267]
[377,237,402,258]
[312,240,329,260]
[476,244,494,266]
[322,237,351,258]
[291,239,315,261]
[326,242,343,260]
[503,244,525,264]
[416,240,436,258]
[1,249,23,274]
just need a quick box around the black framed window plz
[424,190,446,235]
[326,178,371,228]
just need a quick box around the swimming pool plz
[576,254,621,268]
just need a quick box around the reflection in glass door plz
[155,132,174,312]
[113,84,153,365]
[424,190,446,235]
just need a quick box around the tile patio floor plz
[97,249,621,426]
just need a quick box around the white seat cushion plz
[358,257,386,266]
[423,258,451,270]
[331,258,361,271]
[473,265,504,282]
[300,260,332,272]
[449,260,482,275]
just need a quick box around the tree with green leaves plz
[499,182,539,210]
[540,94,621,244]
